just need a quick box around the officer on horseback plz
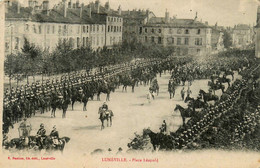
[99,102,108,119]
[50,125,59,147]
[36,123,46,148]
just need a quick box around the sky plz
[18,0,260,27]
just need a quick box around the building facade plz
[4,0,123,55]
[138,12,212,56]
[121,9,155,43]
[232,24,253,49]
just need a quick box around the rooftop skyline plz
[10,0,259,27]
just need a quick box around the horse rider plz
[50,125,59,147]
[160,120,167,133]
[18,118,32,138]
[99,102,108,119]
[36,123,46,148]
[181,87,186,101]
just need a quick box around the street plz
[6,71,239,155]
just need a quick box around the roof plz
[234,24,251,30]
[5,1,119,24]
[145,18,210,28]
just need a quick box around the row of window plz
[25,24,107,35]
[144,36,203,46]
[107,16,122,23]
[141,27,203,35]
[107,25,122,33]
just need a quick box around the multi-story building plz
[139,11,212,56]
[4,0,123,55]
[232,24,253,49]
[121,9,155,43]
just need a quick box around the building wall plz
[5,19,112,54]
[106,15,123,47]
[140,26,212,56]
[255,28,260,58]
[232,29,253,48]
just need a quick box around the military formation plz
[2,57,176,135]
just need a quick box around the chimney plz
[95,0,100,13]
[17,2,20,14]
[128,10,130,15]
[105,1,110,12]
[118,5,121,15]
[80,3,83,18]
[76,0,80,8]
[43,0,49,11]
[63,0,67,18]
[88,6,92,18]
[146,9,150,22]
[205,21,208,25]
[165,9,169,23]
[68,0,72,8]
[257,6,260,26]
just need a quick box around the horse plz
[9,137,30,150]
[98,108,114,130]
[51,98,62,118]
[150,81,159,96]
[43,136,70,154]
[97,81,115,101]
[199,90,219,103]
[62,98,71,118]
[142,129,175,151]
[70,87,82,110]
[174,104,195,126]
[224,70,234,80]
[187,97,208,112]
[217,77,231,87]
[208,81,225,94]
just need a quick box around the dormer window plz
[185,29,189,34]
[177,29,182,34]
[197,29,201,34]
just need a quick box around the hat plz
[53,125,56,129]
[40,123,44,127]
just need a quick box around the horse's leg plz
[106,93,110,101]
[71,100,75,110]
[107,118,109,127]
[157,88,159,96]
[110,117,112,126]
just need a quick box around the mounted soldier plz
[50,125,59,147]
[36,123,46,149]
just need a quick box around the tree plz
[223,30,233,49]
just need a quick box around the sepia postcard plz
[0,0,260,168]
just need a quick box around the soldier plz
[36,123,46,149]
[181,87,185,101]
[187,86,192,98]
[50,125,59,147]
